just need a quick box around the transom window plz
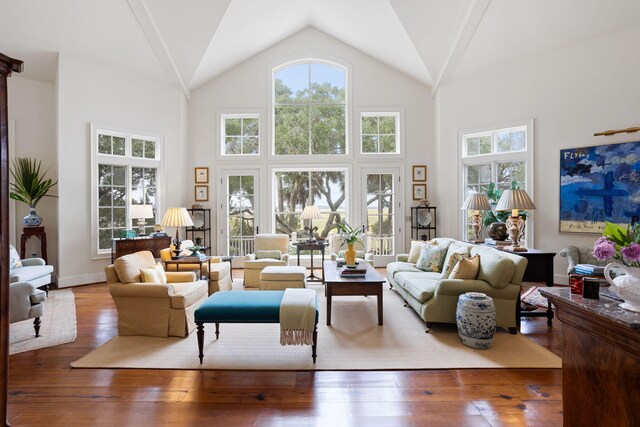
[361,113,400,154]
[221,114,260,155]
[273,61,347,155]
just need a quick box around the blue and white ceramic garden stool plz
[456,292,496,349]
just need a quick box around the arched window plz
[272,60,347,155]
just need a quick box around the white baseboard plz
[57,272,105,288]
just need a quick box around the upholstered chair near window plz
[243,234,290,287]
[159,247,232,294]
[105,251,208,337]
[10,281,45,337]
[559,245,608,275]
[9,244,54,294]
[328,233,375,267]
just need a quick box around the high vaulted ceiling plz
[1,0,640,97]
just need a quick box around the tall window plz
[221,114,260,155]
[273,61,347,155]
[361,113,400,154]
[273,169,347,238]
[365,173,395,255]
[94,128,161,255]
[461,124,531,241]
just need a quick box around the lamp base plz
[503,245,528,252]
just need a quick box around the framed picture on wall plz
[413,183,426,200]
[195,167,209,184]
[195,185,209,202]
[413,165,426,182]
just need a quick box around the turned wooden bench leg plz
[197,322,204,364]
[215,322,220,339]
[33,317,41,337]
[312,322,318,364]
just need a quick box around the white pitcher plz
[604,262,640,312]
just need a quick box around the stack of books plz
[575,264,605,276]
[341,264,367,278]
[484,238,512,247]
[183,254,208,262]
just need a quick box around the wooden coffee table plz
[322,260,385,326]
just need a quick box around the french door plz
[361,168,402,266]
[219,169,260,256]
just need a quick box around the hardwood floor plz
[7,270,563,426]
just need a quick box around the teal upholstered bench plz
[194,290,318,363]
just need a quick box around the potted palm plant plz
[335,222,364,266]
[10,157,58,227]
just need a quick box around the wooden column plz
[0,52,23,427]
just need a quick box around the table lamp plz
[161,207,194,255]
[495,189,536,252]
[461,192,491,243]
[301,204,322,241]
[130,204,154,236]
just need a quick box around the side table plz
[293,241,329,283]
[20,226,47,263]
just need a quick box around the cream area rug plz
[72,285,560,370]
[10,289,77,355]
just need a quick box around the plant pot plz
[345,243,357,266]
[23,205,42,227]
[487,222,508,241]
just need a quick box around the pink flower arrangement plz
[592,222,640,267]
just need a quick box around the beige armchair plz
[106,251,208,337]
[328,233,375,266]
[10,281,46,337]
[244,234,290,287]
[158,248,232,294]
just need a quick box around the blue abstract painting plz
[560,141,640,233]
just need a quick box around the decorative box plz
[119,229,137,239]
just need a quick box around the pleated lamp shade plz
[495,189,536,211]
[161,207,194,227]
[461,192,491,211]
[301,205,322,220]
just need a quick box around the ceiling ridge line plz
[431,0,491,98]
[128,0,191,101]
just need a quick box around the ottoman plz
[194,290,318,363]
[259,265,307,290]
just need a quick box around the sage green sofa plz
[387,238,528,333]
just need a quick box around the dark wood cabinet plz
[540,287,640,426]
[111,236,171,262]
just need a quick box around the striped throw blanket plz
[279,288,316,346]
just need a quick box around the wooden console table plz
[20,226,47,263]
[540,287,640,426]
[111,236,171,263]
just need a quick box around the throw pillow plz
[140,263,167,284]
[440,252,470,279]
[449,255,480,280]
[408,240,429,264]
[9,245,22,270]
[415,245,446,272]
[255,250,282,260]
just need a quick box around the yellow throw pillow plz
[140,263,167,284]
[441,252,470,279]
[449,255,480,280]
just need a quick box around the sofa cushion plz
[416,245,446,272]
[114,251,156,284]
[441,241,473,278]
[9,265,54,283]
[407,240,428,264]
[386,262,422,278]
[9,245,22,270]
[255,250,282,260]
[472,247,515,289]
[170,281,208,309]
[140,263,168,284]
[394,272,439,303]
[449,255,480,280]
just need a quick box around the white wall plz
[56,53,188,287]
[435,26,640,284]
[7,76,58,269]
[189,27,433,256]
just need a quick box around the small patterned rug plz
[521,286,549,310]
